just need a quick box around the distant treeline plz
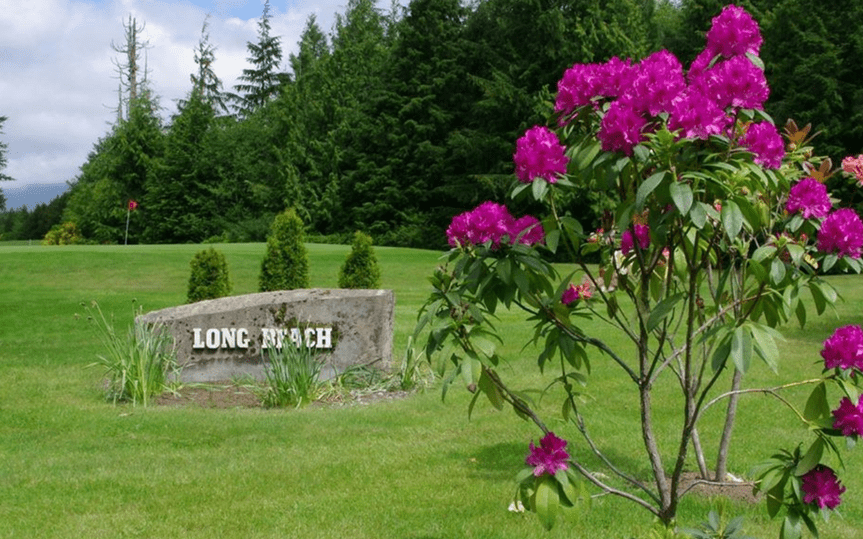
[2,0,861,246]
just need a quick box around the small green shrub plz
[42,222,85,245]
[187,247,232,303]
[259,208,310,291]
[259,336,324,408]
[338,231,381,289]
[85,301,179,406]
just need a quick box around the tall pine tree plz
[228,0,286,118]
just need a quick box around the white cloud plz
[0,0,403,201]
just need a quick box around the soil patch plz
[678,471,760,504]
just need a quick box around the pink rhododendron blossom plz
[446,202,544,249]
[562,282,592,305]
[526,432,569,477]
[833,395,863,437]
[705,4,763,58]
[801,465,845,510]
[842,155,863,184]
[598,99,647,155]
[668,88,731,140]
[555,58,636,118]
[786,178,832,219]
[514,126,569,184]
[817,208,863,258]
[740,121,784,169]
[625,50,686,116]
[621,223,650,255]
[696,56,769,110]
[821,325,863,370]
[511,215,545,246]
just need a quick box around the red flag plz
[128,200,139,211]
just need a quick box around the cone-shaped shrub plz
[186,247,232,303]
[338,231,381,289]
[259,208,310,291]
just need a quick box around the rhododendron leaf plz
[477,369,504,410]
[721,200,744,238]
[533,476,559,531]
[555,469,577,506]
[781,512,802,539]
[803,383,830,422]
[770,258,787,285]
[711,330,733,372]
[531,177,549,201]
[751,324,779,373]
[752,245,777,263]
[636,171,667,210]
[647,293,685,332]
[689,201,707,229]
[745,52,765,70]
[670,181,693,214]
[795,438,825,476]
[731,326,752,374]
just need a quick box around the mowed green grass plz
[1,242,863,538]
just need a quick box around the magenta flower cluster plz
[816,208,863,259]
[821,325,863,370]
[739,122,784,169]
[786,178,832,219]
[801,465,845,510]
[514,126,569,184]
[621,223,650,255]
[562,282,592,306]
[446,201,544,249]
[832,394,863,437]
[525,432,570,477]
[704,4,763,58]
[552,4,778,164]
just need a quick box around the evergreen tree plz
[228,0,286,118]
[64,96,164,243]
[143,88,217,243]
[187,248,232,303]
[185,15,230,116]
[111,15,153,120]
[259,208,310,291]
[338,231,381,289]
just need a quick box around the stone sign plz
[136,289,395,383]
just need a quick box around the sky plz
[0,0,402,209]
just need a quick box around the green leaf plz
[751,323,779,373]
[555,469,577,506]
[533,475,560,531]
[721,200,744,239]
[804,383,830,422]
[477,369,504,410]
[770,258,787,285]
[646,293,685,332]
[795,438,825,476]
[752,245,777,263]
[689,202,707,229]
[636,171,667,209]
[711,330,733,372]
[670,181,693,214]
[730,326,752,374]
[531,178,549,201]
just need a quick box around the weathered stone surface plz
[136,289,395,383]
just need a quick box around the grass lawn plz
[1,242,862,538]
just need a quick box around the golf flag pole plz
[125,199,138,245]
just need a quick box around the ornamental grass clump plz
[416,4,863,537]
[86,301,178,406]
[259,334,324,408]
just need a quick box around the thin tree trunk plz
[691,427,710,479]
[715,368,743,482]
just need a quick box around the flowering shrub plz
[416,4,863,537]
